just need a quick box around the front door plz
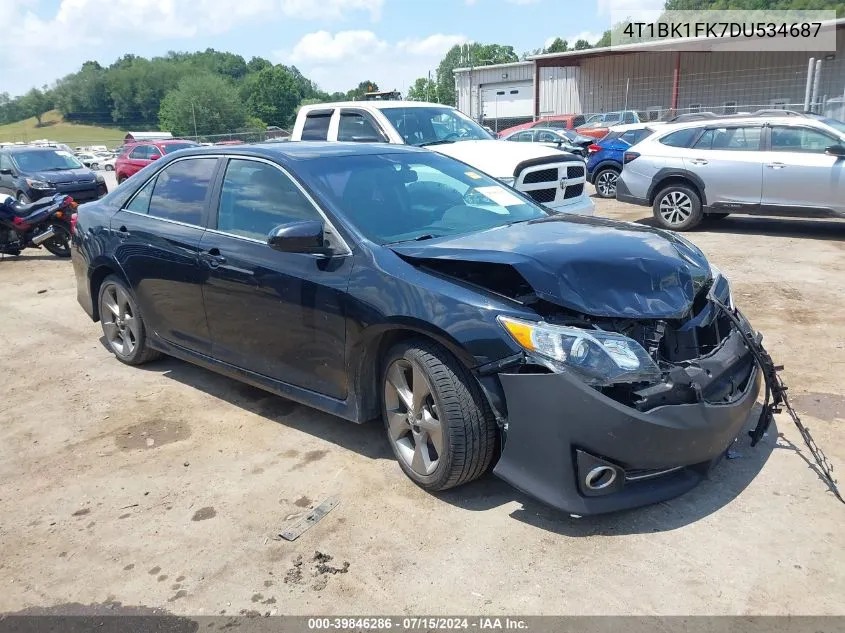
[0,152,15,195]
[200,157,352,399]
[682,125,764,210]
[760,124,845,215]
[110,157,219,354]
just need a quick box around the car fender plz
[588,159,622,181]
[647,168,708,206]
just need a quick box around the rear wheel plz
[652,184,703,231]
[105,164,115,171]
[98,275,161,365]
[42,223,71,258]
[594,168,619,198]
[382,339,496,492]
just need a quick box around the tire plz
[105,164,115,171]
[593,167,620,198]
[42,223,71,258]
[17,192,31,204]
[97,275,161,365]
[652,183,703,231]
[117,175,127,185]
[381,339,496,492]
[91,163,99,171]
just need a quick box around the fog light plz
[584,466,617,490]
[575,449,625,497]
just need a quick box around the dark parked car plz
[0,146,108,204]
[71,143,762,515]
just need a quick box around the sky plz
[1,0,665,98]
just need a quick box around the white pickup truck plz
[290,101,594,216]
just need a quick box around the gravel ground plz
[1,184,844,616]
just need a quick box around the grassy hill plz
[0,110,130,146]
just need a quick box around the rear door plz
[199,157,352,399]
[760,124,845,215]
[682,125,764,209]
[110,156,219,354]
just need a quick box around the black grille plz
[563,184,584,199]
[567,165,585,178]
[523,168,558,184]
[527,188,557,203]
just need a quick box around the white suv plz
[291,102,594,216]
[616,116,845,231]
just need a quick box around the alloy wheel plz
[384,359,444,477]
[596,170,618,197]
[100,284,139,357]
[659,190,693,226]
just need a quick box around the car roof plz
[606,122,658,133]
[300,101,454,111]
[648,116,838,133]
[173,141,431,161]
[5,146,64,154]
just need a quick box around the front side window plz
[162,142,199,154]
[129,145,150,160]
[514,131,533,142]
[217,159,319,240]
[693,127,762,151]
[659,127,701,148]
[302,152,549,245]
[537,131,558,142]
[770,126,839,153]
[380,107,492,146]
[147,158,217,226]
[12,150,83,172]
[338,111,385,143]
[302,111,332,141]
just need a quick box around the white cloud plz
[597,0,664,15]
[279,30,467,94]
[0,0,384,94]
[567,31,604,45]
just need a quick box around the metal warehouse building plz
[455,19,845,129]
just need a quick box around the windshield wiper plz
[387,233,440,245]
[416,140,455,147]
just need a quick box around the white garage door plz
[481,81,533,119]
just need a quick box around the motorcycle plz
[0,193,77,258]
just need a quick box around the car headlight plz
[25,178,53,190]
[498,316,663,386]
[498,176,515,187]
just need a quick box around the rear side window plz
[217,159,319,240]
[126,177,155,214]
[600,131,622,143]
[537,131,558,142]
[148,158,217,226]
[302,111,332,141]
[693,127,762,151]
[0,153,12,171]
[659,128,700,148]
[514,131,533,142]
[619,129,652,145]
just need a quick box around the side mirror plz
[824,145,845,158]
[267,220,332,256]
[149,154,160,161]
[0,168,13,176]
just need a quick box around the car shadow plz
[0,254,64,262]
[107,341,783,534]
[634,215,845,241]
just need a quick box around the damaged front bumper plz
[492,330,762,515]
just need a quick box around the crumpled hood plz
[33,168,96,184]
[391,215,712,319]
[431,140,575,179]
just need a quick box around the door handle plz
[201,248,227,268]
[767,163,786,169]
[117,225,130,239]
[689,159,708,165]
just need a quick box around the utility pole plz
[191,101,198,140]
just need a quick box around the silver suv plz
[616,116,845,231]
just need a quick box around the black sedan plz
[71,142,761,515]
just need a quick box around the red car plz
[115,139,200,184]
[497,114,587,138]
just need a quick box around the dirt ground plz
[1,185,844,616]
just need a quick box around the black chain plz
[711,297,843,504]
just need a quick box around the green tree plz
[244,65,300,128]
[346,80,380,100]
[406,77,438,101]
[20,88,52,126]
[546,38,569,53]
[158,73,247,137]
[573,39,593,50]
[664,0,842,15]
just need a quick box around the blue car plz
[586,126,656,198]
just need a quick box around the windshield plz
[13,150,83,172]
[163,142,200,154]
[380,107,493,146]
[817,117,845,134]
[302,151,550,245]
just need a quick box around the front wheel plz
[593,168,619,198]
[43,223,71,258]
[17,192,31,204]
[652,184,703,231]
[105,164,115,171]
[97,275,161,365]
[382,340,496,492]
